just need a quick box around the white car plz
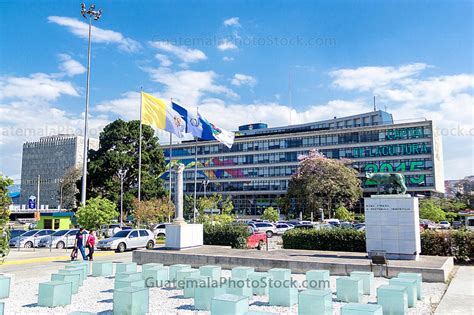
[248,222,276,238]
[38,229,81,249]
[9,229,54,248]
[100,224,122,238]
[438,221,451,229]
[97,229,155,253]
[275,223,294,234]
[152,223,168,238]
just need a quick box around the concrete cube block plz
[51,273,80,294]
[389,278,417,307]
[200,265,222,281]
[68,312,96,315]
[169,264,191,282]
[113,286,149,315]
[92,261,113,277]
[244,312,278,315]
[58,269,84,286]
[226,277,252,298]
[141,263,164,271]
[65,265,86,281]
[397,273,422,300]
[114,278,145,290]
[350,271,375,295]
[0,302,4,315]
[248,272,273,296]
[0,276,11,299]
[306,270,330,290]
[268,268,291,281]
[231,267,255,279]
[115,271,142,281]
[268,286,298,307]
[377,285,408,315]
[298,289,332,315]
[142,267,169,288]
[211,294,249,315]
[70,261,90,275]
[194,285,226,310]
[116,262,137,273]
[184,275,209,298]
[336,277,363,303]
[341,303,383,315]
[38,281,72,307]
[176,269,200,289]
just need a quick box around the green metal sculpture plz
[365,172,408,195]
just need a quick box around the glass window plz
[129,231,139,238]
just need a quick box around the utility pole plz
[80,3,102,206]
[118,169,126,228]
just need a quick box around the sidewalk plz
[435,266,474,315]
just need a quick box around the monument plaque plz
[365,195,421,260]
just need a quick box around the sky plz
[0,0,473,183]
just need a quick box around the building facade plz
[163,111,444,216]
[20,134,99,209]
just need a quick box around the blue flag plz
[172,102,203,138]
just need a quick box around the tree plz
[196,194,235,224]
[76,196,119,231]
[58,167,81,209]
[87,119,167,213]
[334,206,354,221]
[0,176,13,260]
[261,207,279,222]
[419,199,446,222]
[288,150,362,218]
[133,197,175,228]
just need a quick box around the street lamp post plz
[80,3,102,206]
[118,169,126,228]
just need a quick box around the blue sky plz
[0,0,473,182]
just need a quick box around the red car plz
[246,228,267,250]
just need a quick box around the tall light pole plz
[80,3,102,206]
[118,169,127,228]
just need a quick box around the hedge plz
[203,224,250,249]
[282,228,366,252]
[282,228,473,263]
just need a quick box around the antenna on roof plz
[373,95,376,111]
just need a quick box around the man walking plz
[75,228,88,261]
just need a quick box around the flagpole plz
[138,87,143,202]
[193,135,198,223]
[168,132,173,202]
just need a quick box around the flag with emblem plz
[141,92,186,138]
[171,101,203,138]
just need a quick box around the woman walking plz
[86,230,96,261]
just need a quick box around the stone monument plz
[364,173,421,260]
[165,164,203,249]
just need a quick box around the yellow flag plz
[141,92,167,130]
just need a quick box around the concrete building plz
[20,134,99,209]
[163,110,445,216]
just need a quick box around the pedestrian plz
[86,230,96,261]
[75,228,87,261]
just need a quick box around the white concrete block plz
[165,224,203,250]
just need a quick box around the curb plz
[1,251,116,266]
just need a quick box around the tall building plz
[163,110,444,216]
[20,134,99,209]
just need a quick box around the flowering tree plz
[288,150,362,219]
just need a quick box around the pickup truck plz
[246,228,267,250]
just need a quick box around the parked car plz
[438,221,451,229]
[8,229,26,239]
[38,229,80,249]
[246,227,267,250]
[97,229,155,253]
[152,223,169,238]
[248,222,276,238]
[100,224,122,238]
[420,219,436,230]
[9,229,54,248]
[325,219,341,227]
[353,223,365,230]
[340,222,353,229]
[274,223,294,234]
[294,224,314,230]
[452,221,463,229]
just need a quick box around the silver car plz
[9,229,54,248]
[97,229,155,253]
[248,222,277,238]
[38,229,80,249]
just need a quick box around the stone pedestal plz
[365,195,421,260]
[165,224,203,249]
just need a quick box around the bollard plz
[50,235,52,252]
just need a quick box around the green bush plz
[203,223,250,249]
[282,228,366,252]
[421,230,473,263]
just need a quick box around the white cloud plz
[0,73,79,101]
[48,16,140,52]
[155,54,173,67]
[217,39,237,51]
[329,63,428,91]
[231,74,257,87]
[95,91,141,120]
[145,67,237,105]
[223,56,234,62]
[224,17,241,27]
[58,54,86,76]
[149,41,206,63]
